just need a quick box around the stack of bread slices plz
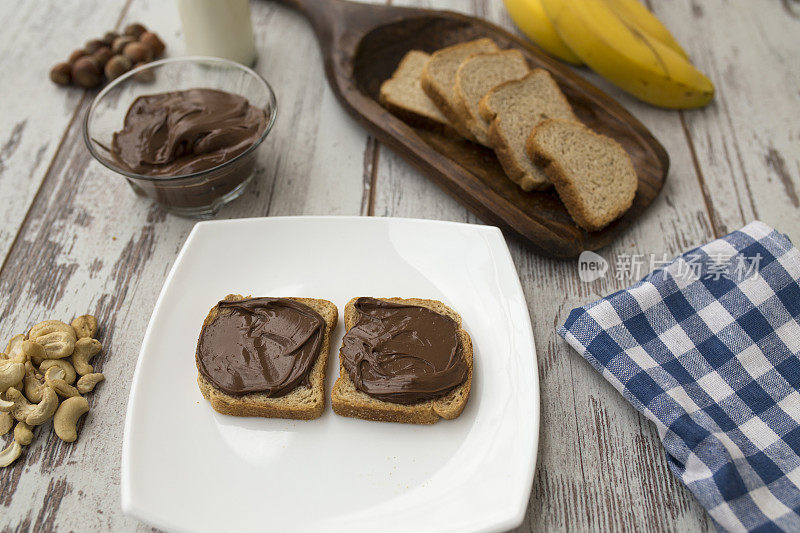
[379,38,638,232]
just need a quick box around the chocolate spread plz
[111,88,267,176]
[196,297,325,397]
[339,298,468,404]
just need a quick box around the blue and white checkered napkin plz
[559,222,800,532]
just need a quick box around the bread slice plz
[526,119,638,231]
[478,69,578,191]
[331,297,473,424]
[453,50,529,146]
[379,50,456,135]
[420,38,499,141]
[196,294,338,420]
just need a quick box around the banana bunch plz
[502,0,714,109]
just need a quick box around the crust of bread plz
[421,73,476,141]
[450,71,483,144]
[526,119,637,231]
[452,50,529,147]
[378,51,459,137]
[477,69,577,191]
[420,38,499,142]
[196,294,338,420]
[379,97,460,137]
[488,119,551,191]
[331,297,473,424]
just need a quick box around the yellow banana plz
[541,0,714,108]
[603,0,689,59]
[502,0,583,66]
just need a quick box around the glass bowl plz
[84,56,277,218]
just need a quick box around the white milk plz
[177,0,258,66]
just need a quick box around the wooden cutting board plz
[273,0,669,257]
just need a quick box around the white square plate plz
[122,216,539,533]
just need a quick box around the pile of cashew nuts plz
[0,315,103,467]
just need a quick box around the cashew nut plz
[5,333,23,351]
[76,373,105,394]
[0,412,12,435]
[54,396,89,443]
[6,338,47,368]
[32,331,75,360]
[71,315,98,339]
[70,338,102,376]
[28,321,76,360]
[0,441,22,467]
[46,366,65,380]
[0,397,14,412]
[39,359,76,385]
[23,362,46,403]
[29,320,76,340]
[5,334,27,364]
[0,360,25,394]
[19,340,46,365]
[5,386,59,426]
[14,421,33,446]
[44,367,80,398]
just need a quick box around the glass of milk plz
[177,0,258,66]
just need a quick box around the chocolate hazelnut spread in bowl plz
[84,57,276,217]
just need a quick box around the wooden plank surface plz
[0,0,797,531]
[0,0,371,530]
[381,1,716,531]
[0,0,128,266]
[651,0,800,242]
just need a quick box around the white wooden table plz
[0,0,797,530]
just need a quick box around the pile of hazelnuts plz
[49,23,166,89]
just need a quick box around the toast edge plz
[331,297,473,425]
[196,294,338,420]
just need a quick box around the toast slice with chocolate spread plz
[331,297,473,424]
[196,294,338,420]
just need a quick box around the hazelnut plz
[86,55,104,70]
[124,23,147,38]
[50,62,72,85]
[92,46,113,67]
[112,35,136,54]
[68,49,87,65]
[139,32,165,58]
[84,39,105,54]
[101,31,119,46]
[71,57,102,88]
[123,42,152,64]
[132,62,155,83]
[104,54,132,81]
